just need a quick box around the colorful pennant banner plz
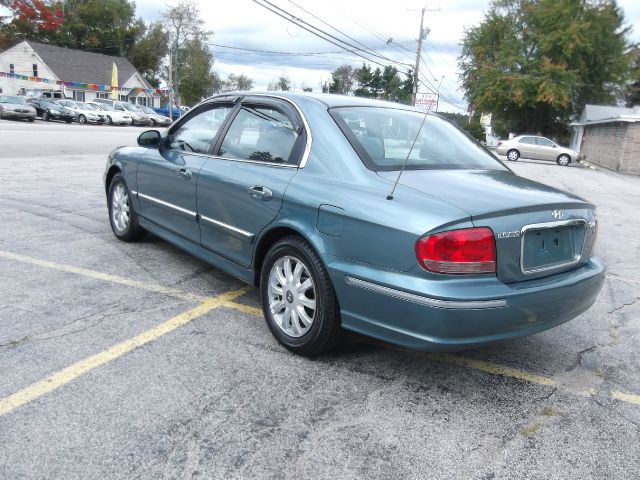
[0,71,168,95]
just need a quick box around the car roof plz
[203,91,419,111]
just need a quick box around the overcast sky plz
[133,0,640,112]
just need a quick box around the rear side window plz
[519,137,537,145]
[168,105,233,154]
[332,106,505,171]
[219,106,299,164]
[536,137,554,147]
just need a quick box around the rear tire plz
[107,173,145,242]
[507,149,520,161]
[260,236,341,356]
[556,154,571,166]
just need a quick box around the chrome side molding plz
[345,276,508,310]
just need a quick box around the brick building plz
[570,105,640,175]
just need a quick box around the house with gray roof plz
[570,104,640,175]
[0,40,159,107]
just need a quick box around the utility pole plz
[411,8,425,107]
[410,5,439,107]
[168,47,173,121]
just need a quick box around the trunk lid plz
[378,169,597,283]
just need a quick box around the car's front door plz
[136,102,235,243]
[535,137,557,161]
[197,98,305,268]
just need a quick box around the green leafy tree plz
[177,38,216,105]
[267,75,291,91]
[626,46,640,106]
[127,22,169,87]
[459,0,631,135]
[329,64,356,94]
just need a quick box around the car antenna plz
[386,111,429,200]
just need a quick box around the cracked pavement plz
[0,120,639,479]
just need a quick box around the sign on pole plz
[415,93,439,112]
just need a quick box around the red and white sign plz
[415,93,439,111]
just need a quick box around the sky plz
[133,0,640,113]
[2,1,639,112]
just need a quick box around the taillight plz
[497,141,503,146]
[416,227,496,274]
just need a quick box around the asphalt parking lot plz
[1,118,639,480]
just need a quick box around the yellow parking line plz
[611,391,640,406]
[0,287,249,417]
[223,300,262,316]
[0,250,206,302]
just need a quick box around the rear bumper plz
[328,256,606,351]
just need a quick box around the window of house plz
[32,64,38,77]
[96,92,109,99]
[73,91,85,102]
[136,97,148,107]
[9,64,14,74]
[119,95,128,102]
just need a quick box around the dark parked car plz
[27,98,75,123]
[0,95,36,121]
[104,93,605,356]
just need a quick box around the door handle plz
[177,168,192,180]
[248,186,273,201]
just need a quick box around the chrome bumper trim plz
[200,215,254,240]
[345,276,508,310]
[137,193,196,218]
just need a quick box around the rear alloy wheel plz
[556,154,571,166]
[507,149,520,161]
[106,115,113,125]
[78,114,87,124]
[42,112,50,121]
[108,173,145,242]
[260,236,341,356]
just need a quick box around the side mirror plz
[138,130,161,149]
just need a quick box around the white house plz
[0,41,160,107]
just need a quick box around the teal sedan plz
[103,93,605,356]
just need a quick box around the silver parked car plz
[0,95,37,122]
[496,135,580,166]
[141,106,172,127]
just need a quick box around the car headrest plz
[255,126,297,163]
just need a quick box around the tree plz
[127,21,169,87]
[459,0,631,136]
[626,46,640,106]
[329,65,356,94]
[267,75,291,91]
[177,38,216,105]
[163,0,213,105]
[0,0,64,49]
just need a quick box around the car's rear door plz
[136,101,236,243]
[517,136,538,159]
[196,97,305,268]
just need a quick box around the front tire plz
[260,236,341,356]
[78,114,86,124]
[150,119,157,127]
[507,149,520,161]
[108,173,145,242]
[106,115,113,125]
[556,154,571,166]
[42,112,50,121]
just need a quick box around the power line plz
[252,0,412,70]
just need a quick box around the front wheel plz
[107,173,145,242]
[42,112,50,121]
[260,236,341,356]
[106,115,113,125]
[78,114,86,124]
[150,119,157,127]
[556,154,571,166]
[506,149,520,161]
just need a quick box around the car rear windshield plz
[331,106,505,171]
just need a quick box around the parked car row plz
[0,95,173,127]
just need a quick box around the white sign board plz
[415,93,439,111]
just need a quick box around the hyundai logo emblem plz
[551,209,564,220]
